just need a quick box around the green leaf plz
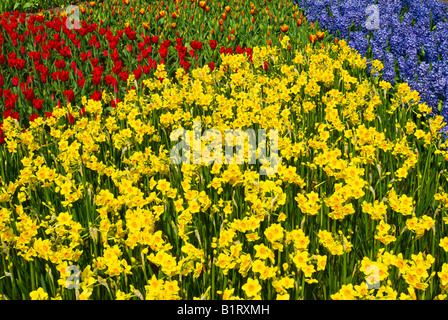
[23,2,35,9]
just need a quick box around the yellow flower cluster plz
[1,38,448,300]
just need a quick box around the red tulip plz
[29,113,39,122]
[142,65,151,74]
[59,70,70,82]
[90,58,99,67]
[63,89,74,102]
[3,110,19,121]
[90,91,102,101]
[119,71,129,82]
[33,98,43,110]
[67,113,75,125]
[133,67,142,80]
[236,45,244,54]
[23,88,35,102]
[0,126,4,145]
[55,59,66,69]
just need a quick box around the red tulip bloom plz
[137,41,146,51]
[55,59,66,69]
[236,45,245,54]
[59,71,70,82]
[209,40,217,50]
[190,40,203,50]
[90,58,99,67]
[78,78,86,88]
[105,75,117,86]
[141,48,151,58]
[29,113,39,122]
[133,67,142,80]
[4,91,18,110]
[28,51,40,60]
[0,127,4,145]
[15,58,25,70]
[60,46,72,58]
[12,77,19,86]
[142,36,151,45]
[33,98,43,110]
[92,74,102,86]
[125,27,136,40]
[51,71,60,81]
[110,49,120,61]
[119,71,129,82]
[3,109,19,121]
[209,61,215,70]
[263,62,270,70]
[112,61,123,74]
[182,60,190,70]
[110,98,121,109]
[152,35,159,44]
[67,113,75,125]
[23,88,35,102]
[90,91,102,101]
[159,46,168,58]
[63,89,74,102]
[142,65,151,74]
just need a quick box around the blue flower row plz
[294,0,448,136]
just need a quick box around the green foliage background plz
[0,0,72,14]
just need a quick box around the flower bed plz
[0,0,448,301]
[294,0,448,138]
[0,0,330,135]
